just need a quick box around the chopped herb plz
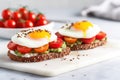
[44,51,49,54]
[58,48,62,52]
[14,50,23,57]
[62,42,66,48]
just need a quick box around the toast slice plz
[67,39,107,51]
[8,47,70,62]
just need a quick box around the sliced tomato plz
[64,36,77,44]
[96,31,106,40]
[49,38,63,48]
[55,32,64,39]
[17,45,32,54]
[80,37,95,44]
[34,44,49,53]
[7,41,17,50]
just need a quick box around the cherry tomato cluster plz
[0,7,48,28]
[7,38,63,54]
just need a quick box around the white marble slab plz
[0,39,120,76]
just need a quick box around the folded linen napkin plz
[81,0,120,21]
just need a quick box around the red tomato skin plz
[7,41,17,50]
[18,7,28,20]
[16,21,24,28]
[37,14,46,20]
[23,20,33,28]
[12,11,21,21]
[4,19,16,28]
[0,20,4,27]
[35,19,48,26]
[96,31,106,40]
[55,32,64,39]
[80,37,95,44]
[2,9,12,20]
[28,12,36,22]
[17,45,32,54]
[49,38,63,49]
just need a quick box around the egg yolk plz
[73,21,93,37]
[28,30,51,40]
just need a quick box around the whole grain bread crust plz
[68,39,107,51]
[8,47,70,62]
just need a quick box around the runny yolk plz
[73,21,93,37]
[28,30,51,40]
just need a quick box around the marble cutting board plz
[0,39,120,76]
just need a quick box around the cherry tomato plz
[23,20,33,28]
[16,21,24,28]
[96,31,106,40]
[7,41,17,50]
[80,37,95,44]
[28,12,36,22]
[18,7,28,20]
[2,9,12,20]
[55,32,64,39]
[64,36,77,44]
[36,13,46,20]
[34,44,49,53]
[49,38,63,48]
[4,19,16,28]
[12,11,21,21]
[17,45,32,54]
[0,20,4,27]
[35,19,48,26]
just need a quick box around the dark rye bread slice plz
[8,47,70,62]
[67,39,107,51]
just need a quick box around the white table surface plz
[0,10,120,80]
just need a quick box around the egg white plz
[58,24,100,38]
[11,30,57,48]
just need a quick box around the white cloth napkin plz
[81,0,120,21]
